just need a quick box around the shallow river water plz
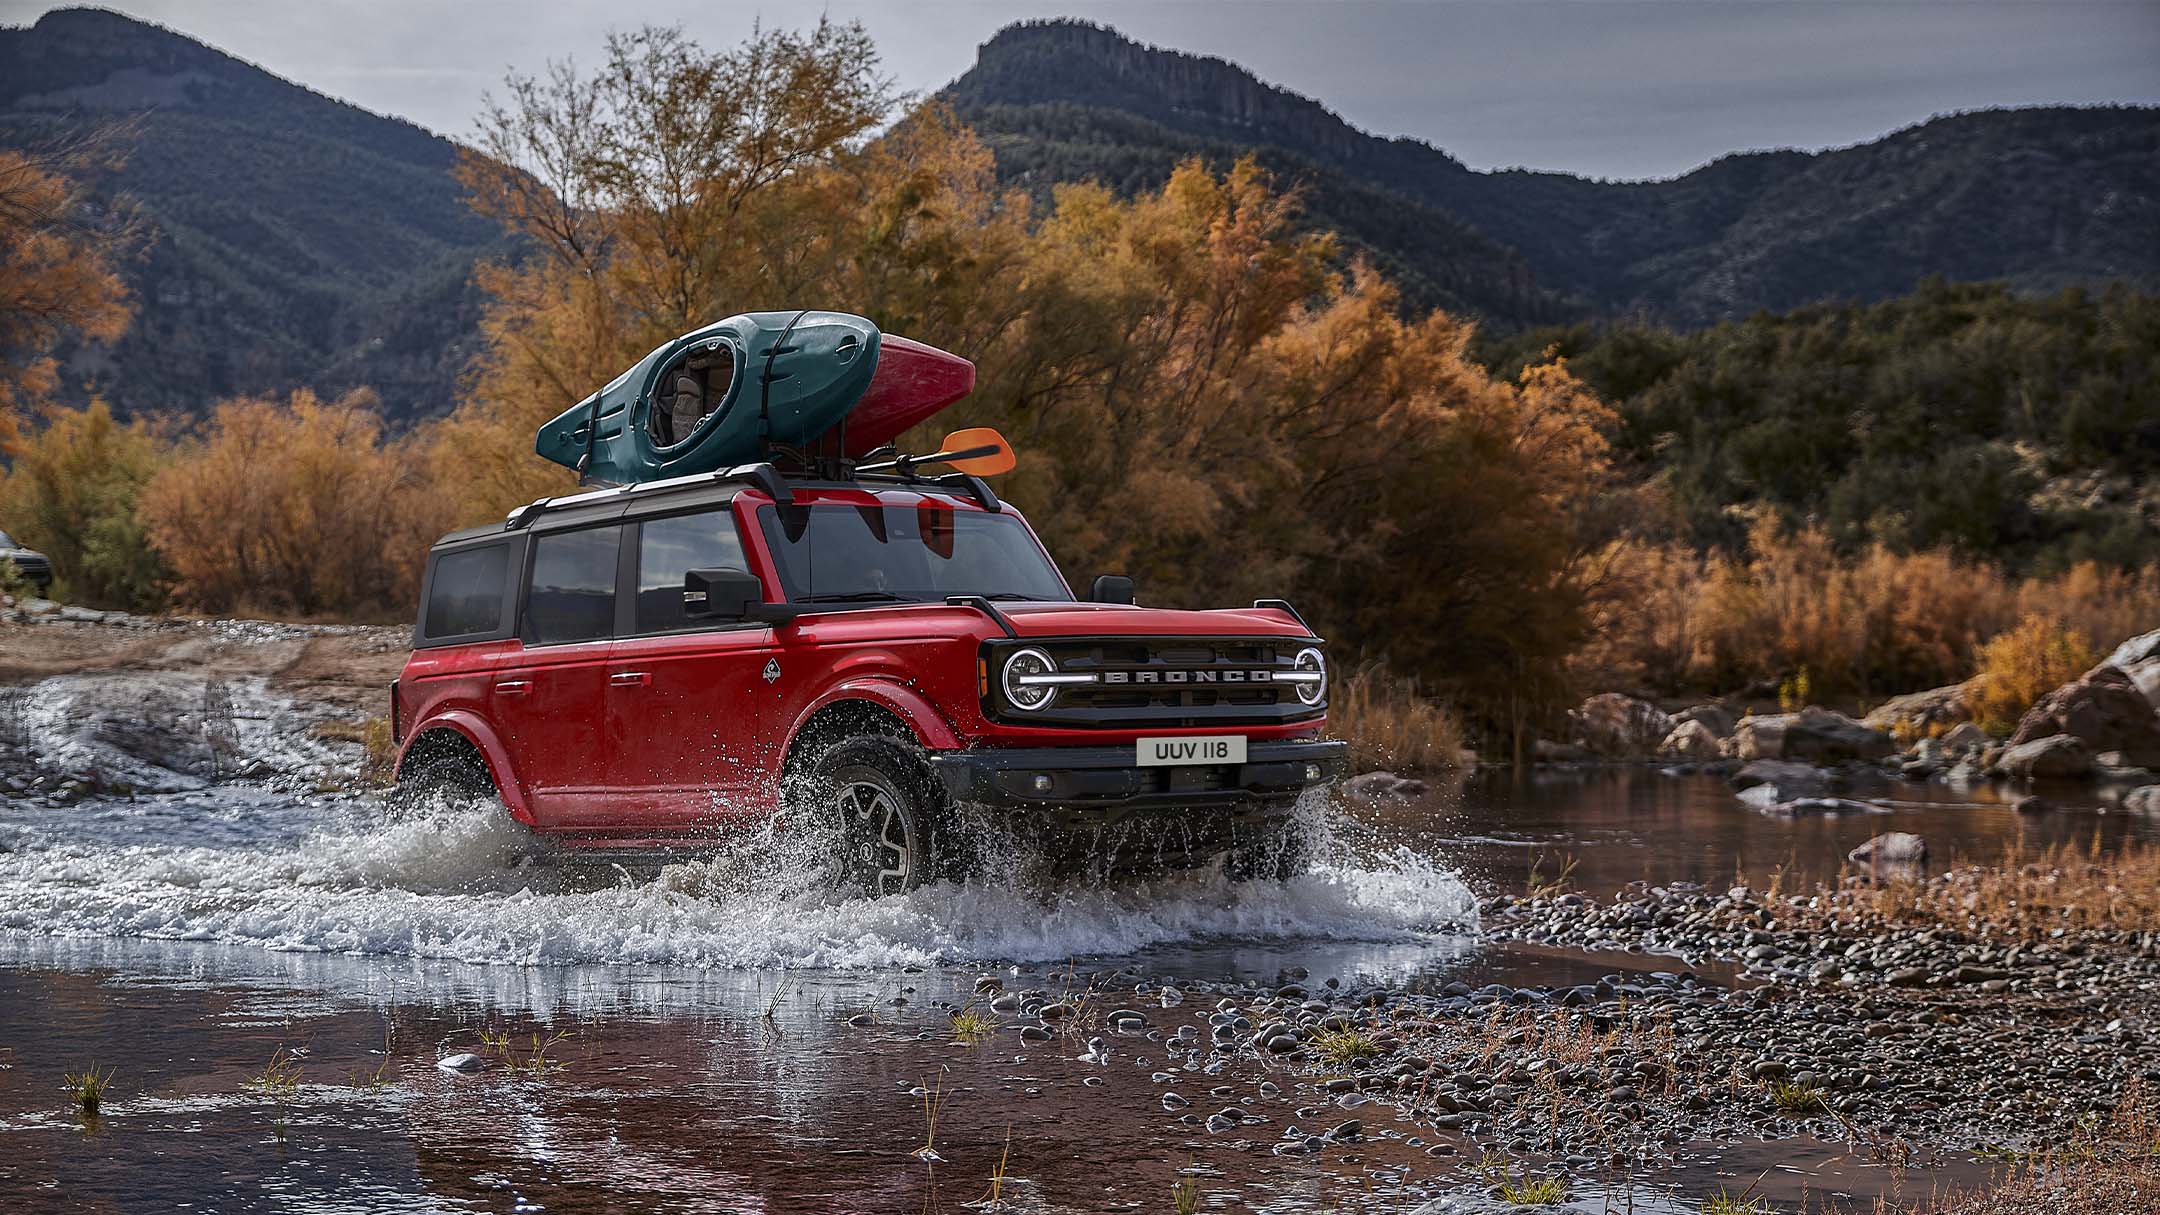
[1,757,2152,1213]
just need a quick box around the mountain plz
[947,21,2160,328]
[0,6,503,423]
[4,10,2153,426]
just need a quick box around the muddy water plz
[2,690,2150,1212]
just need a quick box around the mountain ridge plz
[2,9,2154,424]
[0,6,504,422]
[946,20,2160,326]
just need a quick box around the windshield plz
[758,502,1070,604]
[0,532,14,549]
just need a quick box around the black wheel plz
[389,753,495,816]
[1223,818,1313,882]
[800,736,947,896]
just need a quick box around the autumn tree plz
[0,127,137,450]
[138,389,456,617]
[443,20,901,516]
[0,399,172,609]
[441,22,1620,746]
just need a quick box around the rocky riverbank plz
[0,599,404,802]
[948,868,2158,1196]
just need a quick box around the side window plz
[424,544,508,640]
[526,526,620,644]
[636,510,750,633]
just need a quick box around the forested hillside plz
[1476,282,2160,571]
[0,7,504,422]
[948,21,2160,328]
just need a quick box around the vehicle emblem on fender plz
[763,659,782,684]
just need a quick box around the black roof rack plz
[500,449,1006,531]
[505,462,794,530]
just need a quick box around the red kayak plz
[842,334,976,456]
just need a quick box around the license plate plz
[1136,734,1247,767]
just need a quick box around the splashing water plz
[0,783,1476,970]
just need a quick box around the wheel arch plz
[783,679,961,773]
[394,711,534,825]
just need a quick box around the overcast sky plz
[5,1,2156,180]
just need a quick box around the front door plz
[492,522,625,828]
[606,507,782,827]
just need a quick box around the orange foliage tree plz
[138,389,457,617]
[0,129,137,450]
[435,22,1623,744]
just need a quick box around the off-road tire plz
[799,736,953,896]
[1223,819,1314,882]
[389,753,496,817]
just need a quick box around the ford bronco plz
[389,452,1345,894]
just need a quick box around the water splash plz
[0,785,1476,970]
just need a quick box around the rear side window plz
[526,527,620,644]
[423,544,508,640]
[636,510,749,634]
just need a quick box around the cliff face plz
[949,20,2160,327]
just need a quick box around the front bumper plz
[927,738,1347,828]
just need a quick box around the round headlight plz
[1002,647,1058,711]
[1291,646,1326,706]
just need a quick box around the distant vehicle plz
[388,435,1344,893]
[0,531,52,592]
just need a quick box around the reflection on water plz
[0,767,2116,1211]
[1407,766,2155,898]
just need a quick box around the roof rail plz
[504,462,793,530]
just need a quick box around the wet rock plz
[1327,1118,1363,1141]
[1734,707,1896,764]
[436,1052,485,1072]
[1849,832,1927,865]
[2102,627,2160,705]
[1020,1025,1053,1042]
[1674,702,1737,739]
[1343,770,1429,801]
[2124,785,2160,815]
[1995,734,2092,780]
[1569,693,1674,759]
[1161,1092,1190,1110]
[1864,684,1971,738]
[1531,738,1593,763]
[1733,759,1832,801]
[2009,665,2160,770]
[1940,722,1991,753]
[1656,720,1723,761]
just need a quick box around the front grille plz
[985,635,1322,727]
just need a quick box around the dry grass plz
[1864,1083,2160,1214]
[948,1003,997,1046]
[1967,615,2096,736]
[1578,520,2157,699]
[1309,1026,1388,1068]
[1327,663,1470,771]
[1829,837,2160,943]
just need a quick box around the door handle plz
[609,671,652,687]
[494,679,532,696]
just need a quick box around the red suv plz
[389,462,1344,893]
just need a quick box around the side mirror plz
[1089,574,1135,605]
[685,567,796,623]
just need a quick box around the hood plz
[996,601,1315,640]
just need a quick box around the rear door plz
[606,503,782,826]
[492,518,627,828]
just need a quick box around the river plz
[4,733,2151,1214]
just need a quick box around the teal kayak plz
[534,311,881,485]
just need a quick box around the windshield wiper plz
[794,590,915,604]
[978,592,1045,601]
